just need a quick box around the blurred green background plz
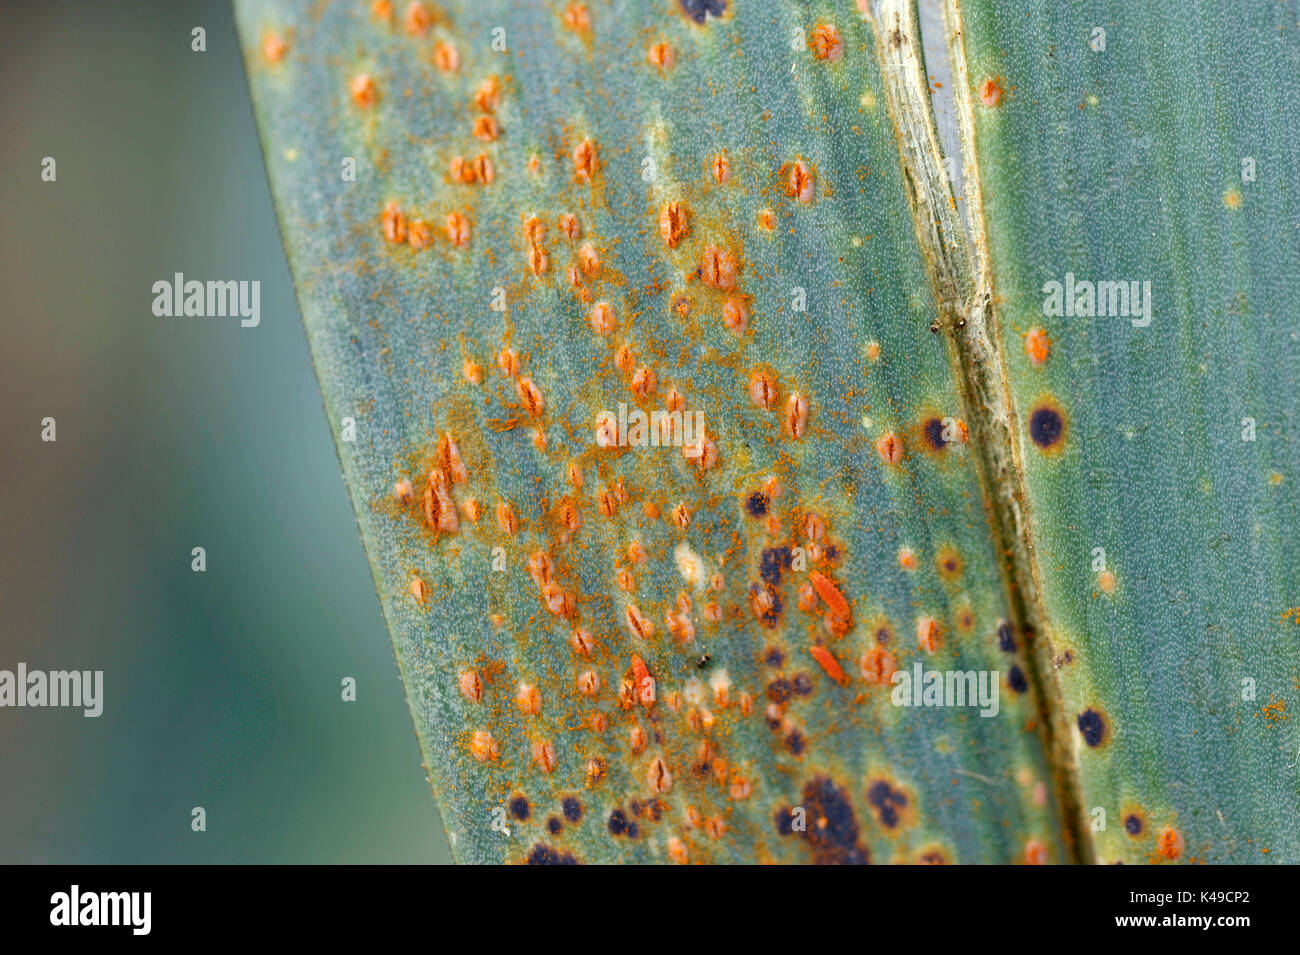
[0,0,453,862]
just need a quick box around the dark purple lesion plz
[1029,405,1065,449]
[923,416,948,450]
[1077,708,1108,747]
[759,546,791,586]
[527,844,578,865]
[773,776,870,864]
[867,779,909,829]
[680,0,726,25]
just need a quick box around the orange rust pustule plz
[808,570,850,631]
[469,729,498,762]
[721,297,748,334]
[1024,326,1051,366]
[699,245,739,289]
[445,211,470,247]
[516,377,544,416]
[433,42,459,72]
[350,74,378,107]
[916,616,941,653]
[381,202,407,244]
[630,654,655,706]
[784,158,815,202]
[438,433,468,483]
[978,76,1006,107]
[749,369,778,410]
[659,201,690,248]
[875,430,903,465]
[572,139,599,182]
[784,392,808,439]
[710,152,731,183]
[473,114,499,141]
[577,242,600,273]
[626,602,654,640]
[859,646,897,685]
[407,219,433,250]
[527,243,548,276]
[1155,826,1184,860]
[473,75,501,112]
[496,501,518,536]
[810,645,849,687]
[262,31,287,63]
[648,41,675,72]
[423,470,459,534]
[809,24,844,61]
[1023,839,1048,864]
[403,1,433,34]
[563,2,591,32]
[450,155,477,184]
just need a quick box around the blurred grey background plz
[0,0,452,862]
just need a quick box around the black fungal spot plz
[509,796,530,821]
[1077,708,1107,747]
[775,777,869,864]
[867,780,909,829]
[607,808,628,835]
[562,796,583,823]
[765,646,786,668]
[767,676,793,703]
[874,626,891,645]
[1008,665,1028,694]
[1124,814,1144,836]
[773,807,794,836]
[923,417,947,450]
[823,543,841,562]
[784,729,807,754]
[996,619,1016,652]
[696,652,712,670]
[1029,405,1065,450]
[793,672,814,696]
[606,805,641,839]
[527,844,577,865]
[760,546,792,586]
[679,0,726,24]
[546,816,563,835]
[744,491,769,517]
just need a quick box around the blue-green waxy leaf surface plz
[235,0,1299,864]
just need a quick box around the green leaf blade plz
[236,0,1064,863]
[954,0,1300,863]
